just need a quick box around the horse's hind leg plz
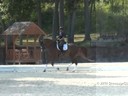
[67,63,77,72]
[67,60,78,72]
[73,63,77,72]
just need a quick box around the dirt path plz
[0,63,128,96]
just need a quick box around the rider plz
[57,26,66,52]
[58,27,66,39]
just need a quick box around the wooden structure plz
[2,22,46,64]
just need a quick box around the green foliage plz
[41,2,54,33]
[42,8,53,33]
[75,11,85,34]
[0,0,128,39]
[96,0,128,36]
[0,0,36,27]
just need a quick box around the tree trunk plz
[67,11,76,43]
[36,0,42,29]
[67,0,76,43]
[52,0,59,40]
[84,0,91,41]
[90,0,96,34]
[59,0,64,28]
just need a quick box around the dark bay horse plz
[39,35,93,72]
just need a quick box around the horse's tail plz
[78,47,94,62]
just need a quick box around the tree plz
[66,0,78,43]
[84,0,91,41]
[59,0,64,28]
[7,0,35,21]
[35,0,43,29]
[52,0,59,40]
[0,0,35,28]
[52,0,65,40]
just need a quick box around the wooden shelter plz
[2,22,46,64]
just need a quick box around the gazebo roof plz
[3,22,46,35]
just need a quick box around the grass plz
[74,34,99,47]
[74,33,128,47]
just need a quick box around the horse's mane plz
[44,38,54,42]
[43,38,56,48]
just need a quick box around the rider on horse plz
[57,26,66,52]
[58,27,66,40]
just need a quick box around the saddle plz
[56,39,68,52]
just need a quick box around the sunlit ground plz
[0,62,128,96]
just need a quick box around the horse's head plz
[39,35,44,46]
[39,35,62,64]
[39,35,56,49]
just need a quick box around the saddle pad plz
[63,43,68,51]
[56,42,68,51]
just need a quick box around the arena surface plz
[0,62,128,96]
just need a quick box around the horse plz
[39,35,93,72]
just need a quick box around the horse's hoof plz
[43,69,46,72]
[72,70,76,72]
[66,67,69,71]
[57,67,60,71]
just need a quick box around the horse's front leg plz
[67,63,72,71]
[51,62,60,71]
[43,64,48,72]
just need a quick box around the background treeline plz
[0,0,128,43]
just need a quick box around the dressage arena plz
[0,62,128,96]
